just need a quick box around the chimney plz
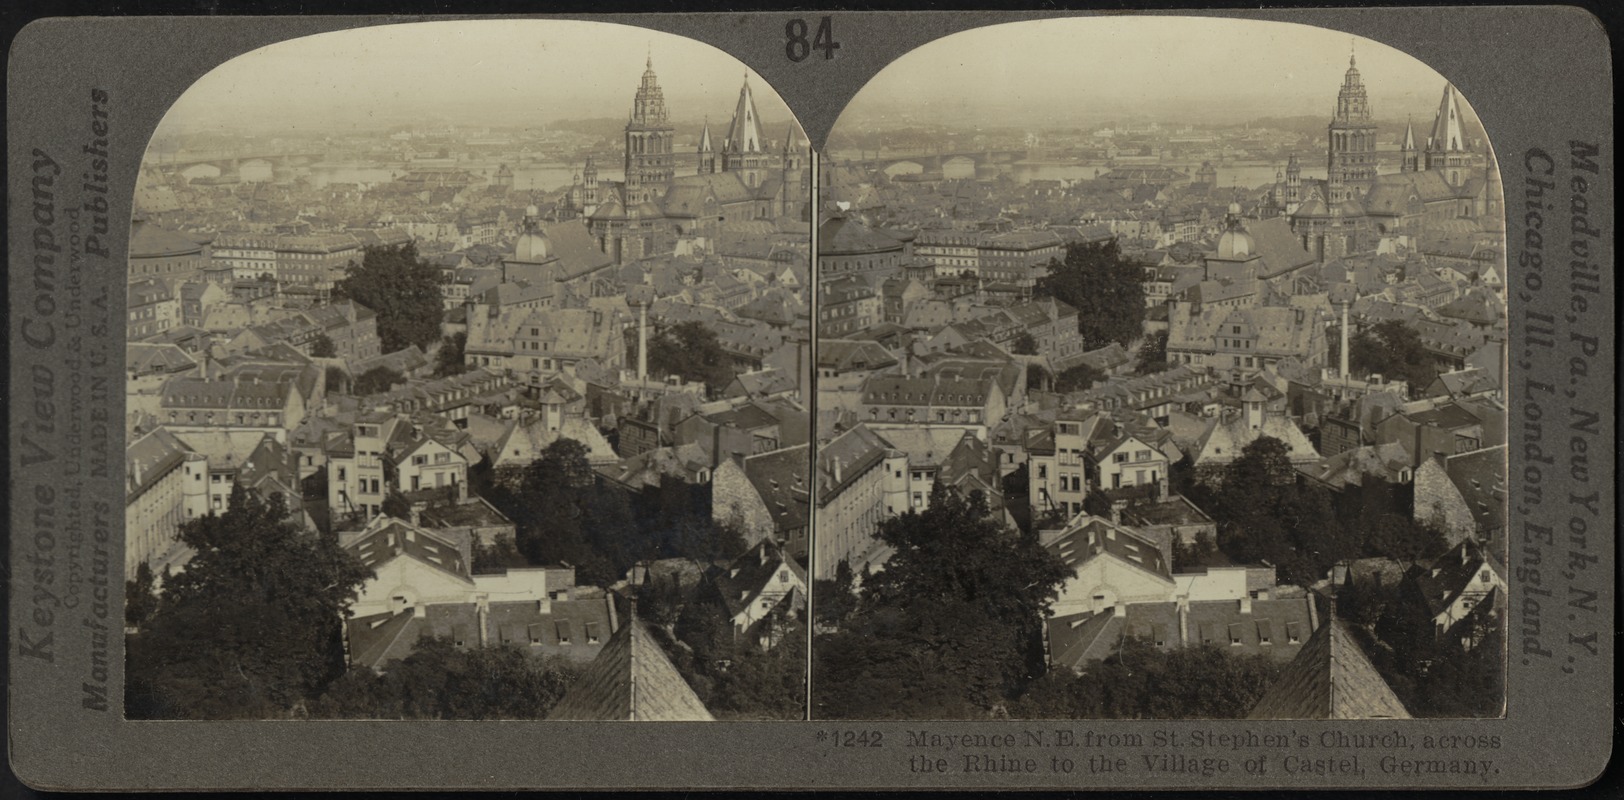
[1239,595,1252,615]
[831,456,843,485]
[1339,300,1351,379]
[637,303,649,382]
[476,596,489,648]
[1113,603,1126,618]
[1176,596,1190,646]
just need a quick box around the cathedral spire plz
[724,73,765,155]
[1427,83,1465,153]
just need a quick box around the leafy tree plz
[1011,331,1039,356]
[1054,362,1105,394]
[1350,568,1505,719]
[1331,319,1436,397]
[333,242,445,353]
[812,559,858,628]
[1012,639,1283,719]
[324,365,350,395]
[1001,462,1032,534]
[812,487,1071,718]
[1135,329,1169,375]
[632,321,735,398]
[311,639,579,720]
[471,533,529,575]
[310,333,337,359]
[708,621,808,720]
[1035,239,1145,348]
[381,489,413,521]
[126,486,373,719]
[1209,437,1352,586]
[433,332,470,377]
[1170,529,1217,572]
[125,561,160,630]
[354,365,405,396]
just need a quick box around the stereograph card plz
[5,7,1614,791]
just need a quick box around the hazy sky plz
[157,20,794,135]
[839,17,1470,130]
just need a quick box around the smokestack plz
[1339,300,1350,379]
[637,303,648,382]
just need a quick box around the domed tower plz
[512,205,553,264]
[1216,201,1255,259]
[1326,51,1377,203]
[624,56,675,204]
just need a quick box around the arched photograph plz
[811,16,1507,722]
[123,19,812,722]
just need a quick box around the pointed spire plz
[1402,118,1416,150]
[782,121,803,155]
[1427,83,1465,153]
[698,117,713,152]
[724,73,765,155]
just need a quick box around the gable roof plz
[1247,617,1410,720]
[547,614,714,721]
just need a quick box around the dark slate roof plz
[818,215,906,256]
[547,615,714,721]
[1045,517,1172,581]
[130,219,205,258]
[715,539,808,617]
[1247,617,1410,720]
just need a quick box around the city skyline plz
[837,18,1476,131]
[154,20,798,136]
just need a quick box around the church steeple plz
[697,118,717,174]
[1400,118,1419,172]
[1424,83,1470,187]
[721,73,768,187]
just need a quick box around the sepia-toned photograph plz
[122,20,812,721]
[810,17,1507,721]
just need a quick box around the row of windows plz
[170,410,280,426]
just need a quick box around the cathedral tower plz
[1326,52,1378,203]
[624,56,675,204]
[721,74,769,187]
[1424,83,1471,187]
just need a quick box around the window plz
[413,455,428,466]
